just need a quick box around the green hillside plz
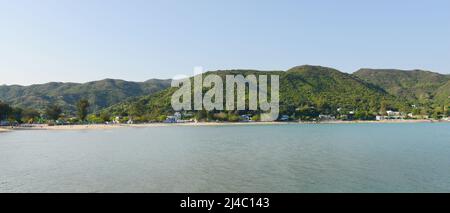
[0,79,171,114]
[103,66,403,121]
[435,80,450,105]
[280,66,398,115]
[353,69,450,104]
[2,65,449,123]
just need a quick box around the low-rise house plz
[240,115,252,122]
[341,111,355,120]
[377,111,406,120]
[279,115,290,121]
[113,116,121,124]
[55,119,67,125]
[318,114,335,121]
[386,110,403,119]
[376,115,386,121]
[174,112,182,120]
[164,112,193,123]
[386,110,400,117]
[164,116,177,123]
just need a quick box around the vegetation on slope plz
[101,66,414,122]
[0,78,171,114]
[354,69,450,104]
[1,66,449,124]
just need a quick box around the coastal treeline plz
[0,101,40,124]
[1,66,450,125]
[0,99,97,125]
[101,66,450,122]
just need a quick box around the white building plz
[240,115,252,122]
[113,116,121,124]
[376,115,386,121]
[174,112,182,120]
[279,115,290,121]
[319,114,336,121]
[386,110,401,117]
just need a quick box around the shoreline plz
[0,119,448,132]
[0,128,11,132]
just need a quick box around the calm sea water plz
[1,123,450,192]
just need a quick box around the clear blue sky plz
[1,0,449,85]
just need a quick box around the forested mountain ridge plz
[353,68,450,104]
[0,78,171,114]
[103,66,411,121]
[1,65,449,123]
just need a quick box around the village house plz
[164,116,177,123]
[386,110,403,119]
[164,112,184,123]
[377,111,405,120]
[318,114,336,121]
[279,115,290,121]
[240,115,252,122]
[113,116,121,124]
[341,111,355,120]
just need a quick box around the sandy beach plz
[0,128,11,132]
[0,119,447,132]
[302,119,442,124]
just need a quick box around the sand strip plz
[1,119,448,131]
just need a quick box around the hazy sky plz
[1,0,449,85]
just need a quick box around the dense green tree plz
[21,108,40,123]
[128,101,146,118]
[45,104,62,121]
[354,111,375,120]
[227,111,240,122]
[0,101,13,121]
[76,99,90,121]
[10,107,23,123]
[195,110,207,121]
[92,66,449,122]
[296,105,320,121]
[379,100,387,115]
[87,114,104,123]
[157,115,167,122]
[99,111,112,122]
[213,112,228,121]
[251,114,261,121]
[0,79,171,114]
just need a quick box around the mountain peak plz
[287,65,342,74]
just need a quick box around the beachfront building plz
[340,111,355,120]
[279,115,290,121]
[174,112,182,121]
[164,112,182,123]
[386,110,400,117]
[240,115,252,122]
[376,115,385,121]
[377,111,405,120]
[164,112,195,123]
[113,116,121,124]
[318,114,336,121]
[386,110,403,119]
[164,116,177,123]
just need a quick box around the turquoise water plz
[1,123,450,192]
